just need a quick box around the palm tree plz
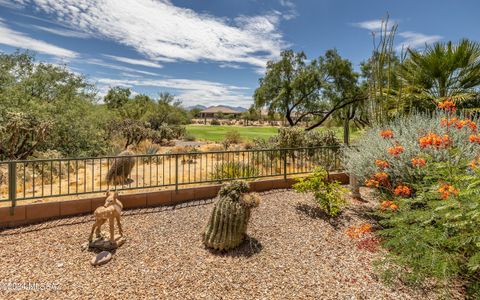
[400,39,480,105]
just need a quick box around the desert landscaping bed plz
[0,189,447,299]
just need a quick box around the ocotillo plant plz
[203,181,260,251]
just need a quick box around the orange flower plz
[380,130,394,139]
[365,179,380,187]
[394,185,411,197]
[437,99,456,111]
[470,159,479,169]
[468,120,478,131]
[440,117,457,127]
[411,157,426,167]
[346,223,373,238]
[469,134,480,144]
[419,133,451,149]
[380,200,398,211]
[388,145,404,156]
[438,183,459,200]
[375,160,389,169]
[448,119,478,131]
[375,172,389,182]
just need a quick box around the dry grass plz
[0,189,452,299]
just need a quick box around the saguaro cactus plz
[203,181,260,251]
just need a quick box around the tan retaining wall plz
[0,173,349,229]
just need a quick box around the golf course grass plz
[186,125,363,142]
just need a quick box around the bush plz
[345,103,480,294]
[344,111,477,190]
[211,161,259,180]
[293,167,348,217]
[183,133,196,141]
[222,130,242,149]
[210,119,220,125]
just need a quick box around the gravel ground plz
[0,189,451,299]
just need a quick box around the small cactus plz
[203,181,260,251]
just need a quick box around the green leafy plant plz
[293,167,348,217]
[211,161,259,180]
[222,130,242,150]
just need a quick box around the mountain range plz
[184,105,248,112]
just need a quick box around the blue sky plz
[0,0,479,108]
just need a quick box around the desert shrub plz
[166,146,201,164]
[211,161,259,180]
[0,111,52,160]
[183,132,196,141]
[344,111,478,190]
[169,125,186,139]
[210,119,220,125]
[305,130,341,148]
[345,102,480,295]
[293,167,348,217]
[222,130,242,149]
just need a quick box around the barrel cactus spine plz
[203,180,260,251]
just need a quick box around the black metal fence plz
[0,146,344,207]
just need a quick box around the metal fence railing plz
[0,146,344,207]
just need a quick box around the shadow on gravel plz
[207,236,263,258]
[294,203,352,229]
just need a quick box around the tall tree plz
[254,50,323,127]
[318,50,361,143]
[104,86,131,109]
[254,50,363,132]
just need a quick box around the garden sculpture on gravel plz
[106,145,136,185]
[89,190,124,249]
[203,180,260,251]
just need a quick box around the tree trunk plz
[343,117,349,145]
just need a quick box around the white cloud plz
[279,0,298,20]
[0,19,77,58]
[94,77,253,107]
[83,58,159,76]
[31,24,90,39]
[0,0,23,9]
[219,63,243,69]
[14,0,286,69]
[103,54,164,69]
[353,19,442,50]
[353,19,385,31]
[397,31,442,50]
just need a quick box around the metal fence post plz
[175,154,179,191]
[8,161,17,214]
[283,149,287,180]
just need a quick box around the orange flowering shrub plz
[365,178,379,187]
[469,134,480,144]
[388,145,404,156]
[440,117,457,127]
[411,157,426,167]
[419,133,451,149]
[381,200,398,211]
[365,172,390,187]
[393,185,411,197]
[437,99,456,111]
[380,129,394,139]
[346,223,372,238]
[375,159,389,169]
[438,183,459,200]
[470,158,480,169]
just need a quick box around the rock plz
[91,251,112,266]
[88,234,126,251]
[81,242,89,251]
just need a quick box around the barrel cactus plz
[203,180,260,251]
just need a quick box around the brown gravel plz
[0,189,447,299]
